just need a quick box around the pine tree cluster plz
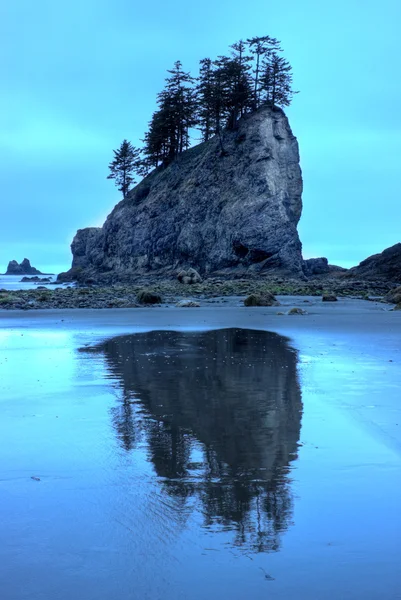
[108,35,297,197]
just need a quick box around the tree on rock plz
[142,61,196,167]
[107,140,140,198]
[247,35,281,109]
[163,61,197,157]
[196,58,215,142]
[136,35,298,177]
[229,40,253,119]
[259,52,297,108]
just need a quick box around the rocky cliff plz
[65,106,304,281]
[347,243,401,282]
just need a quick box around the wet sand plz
[1,297,400,599]
[0,294,399,331]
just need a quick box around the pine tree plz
[144,95,175,166]
[142,61,196,166]
[165,61,196,156]
[247,35,281,109]
[209,58,227,136]
[259,52,296,108]
[107,140,140,198]
[211,56,243,131]
[229,40,253,118]
[209,42,254,132]
[141,110,165,172]
[196,58,214,142]
[137,35,298,177]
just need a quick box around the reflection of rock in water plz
[83,328,302,553]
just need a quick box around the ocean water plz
[0,326,400,600]
[0,275,68,291]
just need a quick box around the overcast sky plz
[1,0,400,273]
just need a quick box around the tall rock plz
[66,106,304,281]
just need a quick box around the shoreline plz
[0,277,398,310]
[1,296,399,335]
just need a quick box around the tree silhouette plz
[260,52,297,107]
[196,58,215,142]
[247,35,282,109]
[107,139,141,198]
[165,61,197,156]
[142,61,196,168]
[111,35,298,183]
[229,40,253,119]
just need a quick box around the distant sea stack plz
[4,259,48,276]
[61,106,304,282]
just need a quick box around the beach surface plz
[1,297,400,599]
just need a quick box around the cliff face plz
[69,106,304,279]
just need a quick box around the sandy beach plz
[1,297,400,599]
[1,295,400,348]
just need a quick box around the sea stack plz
[4,259,44,276]
[63,106,304,282]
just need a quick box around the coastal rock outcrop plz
[63,106,304,282]
[384,286,401,304]
[177,268,202,284]
[244,292,278,306]
[4,259,45,276]
[20,276,51,283]
[303,257,347,277]
[303,257,329,276]
[347,243,401,283]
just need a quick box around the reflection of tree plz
[110,400,136,451]
[82,328,302,553]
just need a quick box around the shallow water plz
[1,327,400,599]
[0,275,64,291]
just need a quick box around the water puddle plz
[82,329,302,554]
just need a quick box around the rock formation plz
[384,286,401,304]
[347,243,401,282]
[20,276,52,283]
[4,259,46,276]
[303,257,330,276]
[302,257,347,277]
[62,106,304,282]
[177,268,202,284]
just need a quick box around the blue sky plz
[1,0,400,273]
